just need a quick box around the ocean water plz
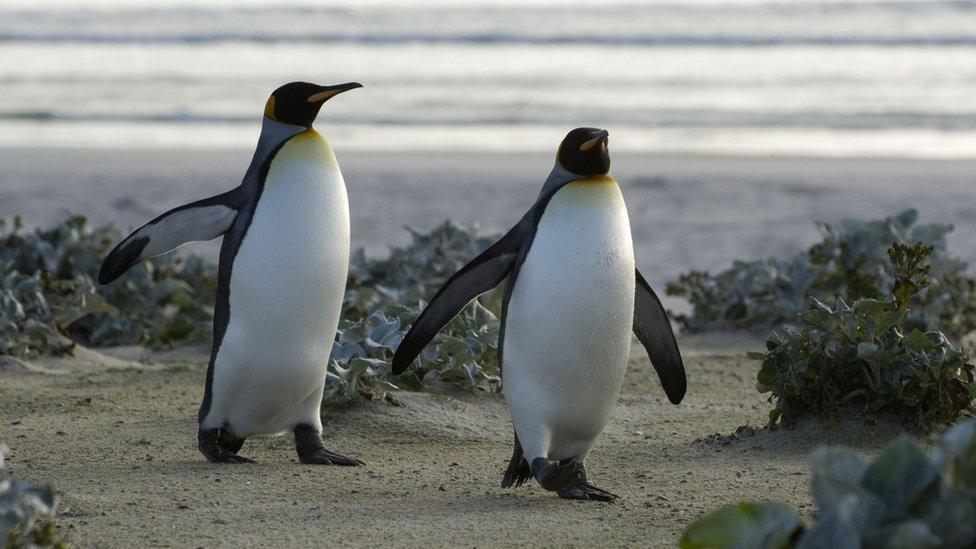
[1,0,975,157]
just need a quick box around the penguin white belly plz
[206,130,350,437]
[503,177,635,462]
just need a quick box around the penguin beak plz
[307,82,363,103]
[579,129,609,152]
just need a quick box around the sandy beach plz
[0,334,912,547]
[0,147,973,546]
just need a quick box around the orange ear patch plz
[264,96,276,120]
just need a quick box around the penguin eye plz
[264,96,277,121]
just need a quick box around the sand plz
[0,147,965,545]
[0,335,909,547]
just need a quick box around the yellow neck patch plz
[273,128,332,165]
[293,128,324,142]
[573,175,616,185]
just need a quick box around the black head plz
[557,127,610,176]
[263,81,362,127]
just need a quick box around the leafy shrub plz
[681,417,976,548]
[753,243,975,427]
[667,210,976,336]
[1,215,502,403]
[330,221,504,404]
[343,220,503,317]
[0,444,66,548]
[326,302,501,406]
[0,216,216,357]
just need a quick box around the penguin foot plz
[530,457,585,492]
[557,482,619,502]
[294,424,364,466]
[198,428,255,464]
[217,427,246,454]
[530,457,617,502]
[298,448,365,466]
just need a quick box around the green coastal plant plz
[753,243,975,428]
[667,210,976,337]
[1,216,502,403]
[0,216,216,357]
[681,417,976,548]
[0,444,66,548]
[343,220,503,317]
[326,301,501,405]
[0,217,498,353]
[331,220,504,403]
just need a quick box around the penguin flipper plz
[391,225,525,375]
[633,268,687,404]
[98,188,247,285]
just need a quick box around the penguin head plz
[557,127,610,177]
[263,81,362,128]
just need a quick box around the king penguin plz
[391,128,686,500]
[99,81,364,465]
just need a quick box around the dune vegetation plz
[682,418,976,548]
[0,217,502,407]
[667,210,976,338]
[0,444,65,548]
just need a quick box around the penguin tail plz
[501,431,533,488]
